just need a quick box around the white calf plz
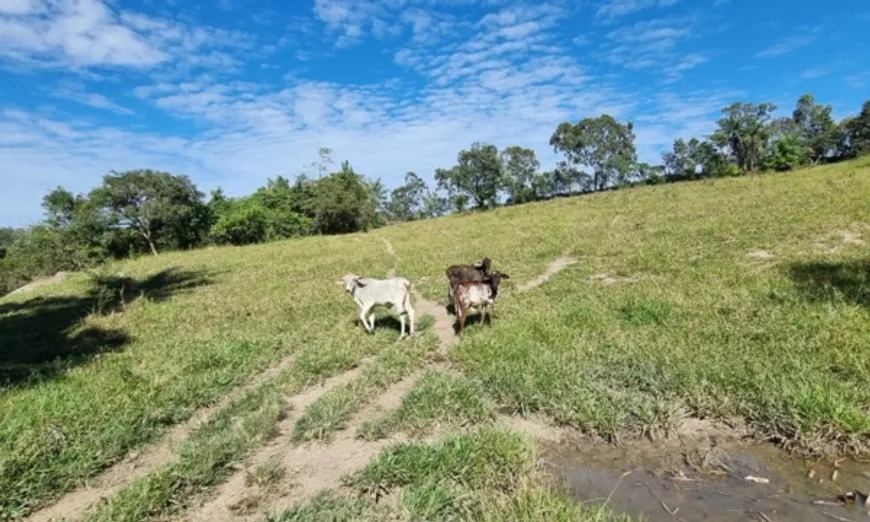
[336,273,415,339]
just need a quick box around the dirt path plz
[515,253,578,293]
[183,370,424,522]
[182,362,373,522]
[24,351,304,522]
[379,237,398,278]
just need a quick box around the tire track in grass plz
[23,351,304,522]
[184,371,429,522]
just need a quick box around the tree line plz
[1,93,868,295]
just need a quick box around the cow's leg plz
[359,305,373,333]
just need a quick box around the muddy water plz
[541,437,870,521]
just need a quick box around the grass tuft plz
[358,370,495,440]
[291,335,435,443]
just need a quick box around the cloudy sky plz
[1,0,868,226]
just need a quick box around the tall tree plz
[500,146,540,204]
[711,102,777,172]
[89,169,207,255]
[306,147,334,179]
[434,142,504,210]
[842,100,870,158]
[550,115,637,191]
[792,94,839,165]
[662,138,699,180]
[366,178,389,218]
[693,140,733,177]
[388,172,431,222]
[42,187,83,228]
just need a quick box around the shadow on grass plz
[787,260,870,307]
[0,267,213,389]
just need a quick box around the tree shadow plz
[0,267,214,389]
[786,260,870,307]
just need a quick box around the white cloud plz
[0,0,43,15]
[595,0,683,22]
[0,0,166,68]
[601,15,699,72]
[756,29,819,58]
[800,67,828,79]
[0,0,253,72]
[47,81,134,114]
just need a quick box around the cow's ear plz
[354,278,367,287]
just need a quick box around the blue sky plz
[1,0,868,227]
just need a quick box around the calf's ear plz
[354,278,367,287]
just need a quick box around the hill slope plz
[2,157,870,521]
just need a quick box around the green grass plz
[264,491,390,522]
[79,332,392,522]
[0,236,394,518]
[4,158,870,519]
[291,335,436,443]
[270,427,629,522]
[81,377,286,522]
[376,158,870,455]
[245,459,286,489]
[358,371,495,441]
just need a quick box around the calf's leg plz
[359,305,374,333]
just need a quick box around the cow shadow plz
[0,267,213,389]
[786,260,870,307]
[450,311,490,334]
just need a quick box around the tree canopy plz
[550,114,638,191]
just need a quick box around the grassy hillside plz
[2,157,869,520]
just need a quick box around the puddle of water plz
[541,436,870,522]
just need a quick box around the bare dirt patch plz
[182,363,371,522]
[23,352,304,522]
[587,273,640,285]
[746,250,776,260]
[8,271,70,296]
[185,371,426,522]
[411,288,457,353]
[815,229,867,254]
[515,254,578,293]
[495,413,568,445]
[839,230,866,246]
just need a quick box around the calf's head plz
[336,273,367,294]
[473,257,493,274]
[482,270,510,298]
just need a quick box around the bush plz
[264,208,314,241]
[210,204,268,246]
[765,135,807,172]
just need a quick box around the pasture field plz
[2,156,870,521]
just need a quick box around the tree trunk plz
[141,229,159,255]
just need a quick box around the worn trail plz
[183,362,373,522]
[515,252,578,293]
[23,351,303,522]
